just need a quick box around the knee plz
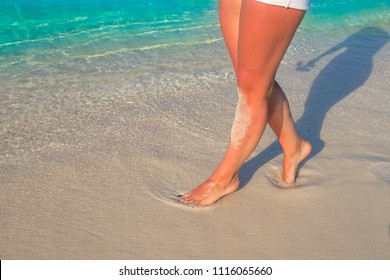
[237,68,274,98]
[237,68,256,93]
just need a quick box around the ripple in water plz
[265,164,318,189]
[371,162,390,186]
[138,157,219,210]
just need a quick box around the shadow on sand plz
[239,26,389,188]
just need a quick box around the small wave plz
[0,18,196,48]
[35,23,49,27]
[134,38,223,51]
[68,16,89,23]
[85,48,132,59]
[133,23,219,37]
[67,19,192,35]
[0,35,67,47]
[303,5,390,31]
[0,34,223,65]
[84,37,223,59]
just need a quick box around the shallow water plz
[1,1,390,259]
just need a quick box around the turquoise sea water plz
[1,0,389,68]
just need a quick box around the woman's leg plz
[180,0,309,206]
[219,0,311,185]
[268,82,312,183]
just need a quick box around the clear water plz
[1,0,389,68]
[0,0,219,67]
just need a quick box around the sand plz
[230,89,251,150]
[0,26,389,259]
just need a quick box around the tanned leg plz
[220,0,311,184]
[180,0,310,206]
[219,0,311,184]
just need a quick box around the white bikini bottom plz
[255,0,310,11]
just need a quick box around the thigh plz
[219,0,242,73]
[237,0,306,93]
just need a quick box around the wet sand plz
[1,27,389,259]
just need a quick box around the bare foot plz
[282,139,312,184]
[179,174,240,207]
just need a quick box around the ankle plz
[284,138,304,158]
[210,172,239,187]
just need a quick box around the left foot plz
[179,174,240,207]
[282,139,312,184]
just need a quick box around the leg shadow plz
[239,26,390,188]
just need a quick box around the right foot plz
[282,139,312,184]
[179,174,240,207]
